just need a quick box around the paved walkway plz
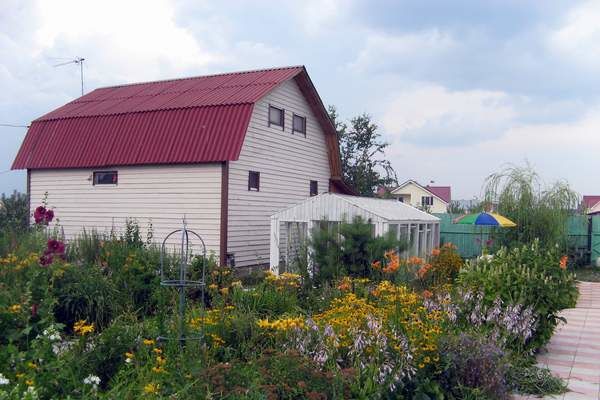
[515,281,600,399]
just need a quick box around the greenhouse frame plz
[269,193,440,274]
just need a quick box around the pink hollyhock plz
[47,239,65,255]
[34,206,46,224]
[39,254,53,266]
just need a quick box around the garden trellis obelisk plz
[157,218,207,346]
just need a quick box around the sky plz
[1,0,600,200]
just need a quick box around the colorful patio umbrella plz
[453,212,517,227]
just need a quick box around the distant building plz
[390,180,451,213]
[582,196,600,214]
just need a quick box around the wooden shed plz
[269,193,440,273]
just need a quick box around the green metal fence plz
[435,213,599,261]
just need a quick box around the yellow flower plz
[418,363,425,369]
[151,366,165,374]
[26,362,38,370]
[219,287,229,296]
[25,379,34,386]
[152,348,162,354]
[8,304,21,313]
[208,283,218,290]
[144,383,159,394]
[143,338,155,346]
[73,320,95,336]
[125,352,135,359]
[156,356,166,365]
[15,373,24,379]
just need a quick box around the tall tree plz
[329,106,398,196]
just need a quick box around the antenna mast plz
[54,57,85,96]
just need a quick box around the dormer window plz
[293,114,306,136]
[268,105,284,129]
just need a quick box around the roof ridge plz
[94,65,305,90]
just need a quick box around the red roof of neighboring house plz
[582,195,600,210]
[425,185,451,203]
[12,66,346,186]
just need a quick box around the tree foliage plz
[483,164,579,249]
[329,106,397,196]
[0,190,29,233]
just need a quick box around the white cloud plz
[381,84,516,146]
[550,1,600,68]
[299,0,354,36]
[349,29,456,72]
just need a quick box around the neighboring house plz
[390,180,451,213]
[582,196,600,215]
[12,66,352,267]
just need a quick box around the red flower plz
[31,304,38,317]
[34,206,46,224]
[39,254,54,266]
[47,239,65,255]
[33,205,55,225]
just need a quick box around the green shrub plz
[308,216,405,285]
[457,240,578,350]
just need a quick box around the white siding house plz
[13,66,353,267]
[391,180,450,213]
[228,80,332,267]
[30,164,223,254]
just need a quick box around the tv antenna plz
[54,57,85,96]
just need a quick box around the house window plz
[421,196,434,206]
[310,180,318,196]
[93,171,117,185]
[248,171,260,191]
[293,114,306,135]
[268,105,284,128]
[397,196,404,203]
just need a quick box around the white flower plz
[0,373,9,385]
[125,357,132,364]
[83,374,101,390]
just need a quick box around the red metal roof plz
[425,185,451,203]
[13,66,310,169]
[582,195,600,210]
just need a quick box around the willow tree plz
[483,164,579,249]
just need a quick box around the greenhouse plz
[270,193,440,273]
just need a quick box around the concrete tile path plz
[514,281,600,399]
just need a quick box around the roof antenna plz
[54,57,85,96]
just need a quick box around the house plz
[582,196,600,214]
[270,192,440,273]
[12,66,353,267]
[390,180,451,213]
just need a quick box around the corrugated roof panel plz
[12,66,320,170]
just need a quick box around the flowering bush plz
[458,240,578,350]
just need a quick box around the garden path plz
[515,281,600,400]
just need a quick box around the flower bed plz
[0,210,577,399]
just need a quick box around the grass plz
[575,265,600,282]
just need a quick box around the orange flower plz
[417,263,432,279]
[371,260,381,270]
[407,256,424,266]
[382,251,400,273]
[337,277,352,291]
[559,255,568,270]
[431,248,441,257]
[422,290,433,299]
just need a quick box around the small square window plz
[93,171,118,185]
[310,180,318,196]
[293,114,306,135]
[268,105,284,128]
[248,171,260,191]
[421,196,433,206]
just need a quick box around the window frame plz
[421,196,434,206]
[268,105,284,129]
[93,170,118,186]
[310,180,318,196]
[248,171,260,192]
[292,113,307,136]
